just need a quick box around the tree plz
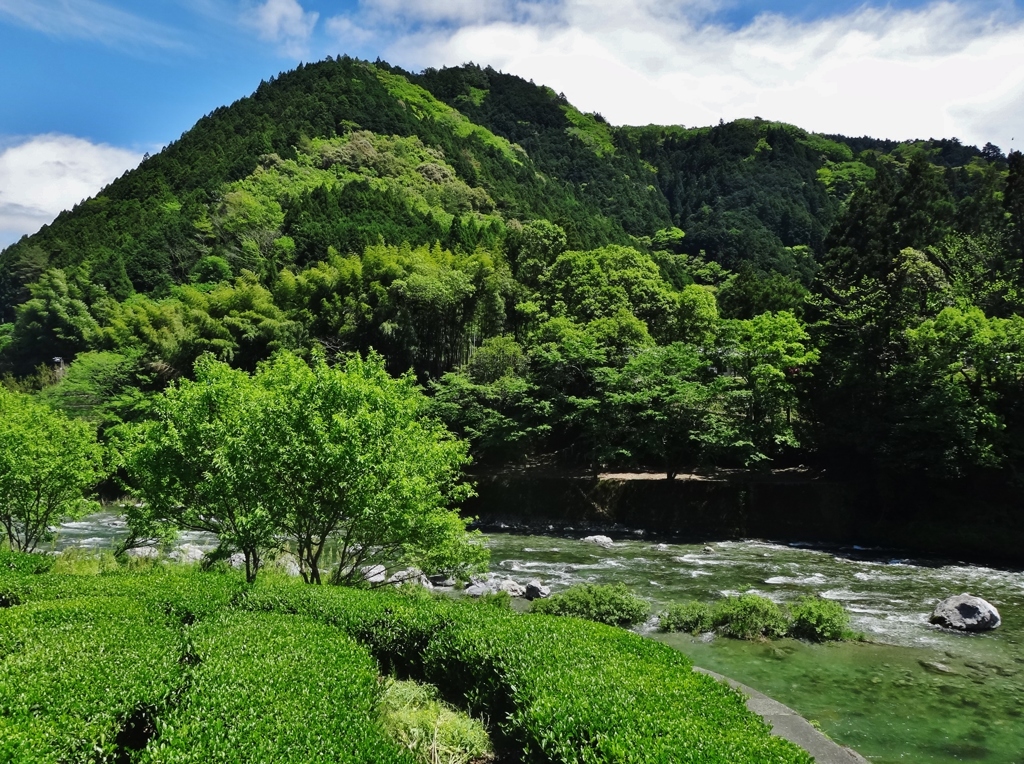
[121,351,483,584]
[120,356,278,582]
[255,351,482,585]
[0,388,103,552]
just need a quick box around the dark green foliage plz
[528,582,650,627]
[789,596,852,642]
[239,578,809,763]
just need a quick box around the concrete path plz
[695,667,870,763]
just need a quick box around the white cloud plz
[0,135,142,249]
[246,0,319,57]
[327,0,1024,151]
[0,0,183,51]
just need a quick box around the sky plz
[1,0,1023,249]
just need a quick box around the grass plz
[381,679,494,764]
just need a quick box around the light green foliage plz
[38,349,150,428]
[120,355,281,581]
[140,611,415,764]
[375,69,520,165]
[250,350,482,585]
[789,596,852,642]
[658,601,713,634]
[121,351,482,585]
[0,388,103,552]
[712,594,790,640]
[0,597,183,763]
[380,679,494,764]
[542,245,678,340]
[561,105,616,157]
[529,582,650,627]
[720,311,819,458]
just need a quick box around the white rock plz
[582,535,614,548]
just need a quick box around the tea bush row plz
[138,611,415,764]
[659,594,854,641]
[0,597,184,763]
[239,581,812,763]
[1,564,813,763]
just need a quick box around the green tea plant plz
[0,597,184,763]
[528,582,650,627]
[138,611,415,764]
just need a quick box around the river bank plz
[462,466,1024,565]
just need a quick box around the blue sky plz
[2,0,1023,248]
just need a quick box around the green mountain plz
[1,56,1022,487]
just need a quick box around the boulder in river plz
[525,580,551,600]
[389,567,432,588]
[496,578,526,597]
[929,593,1001,632]
[360,564,388,585]
[464,582,492,597]
[582,535,614,548]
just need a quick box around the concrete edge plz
[694,667,871,763]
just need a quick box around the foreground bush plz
[2,559,812,764]
[660,601,714,634]
[139,611,415,764]
[529,582,650,626]
[713,594,790,639]
[0,597,184,763]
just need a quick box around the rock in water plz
[525,580,551,600]
[929,593,1001,632]
[464,583,492,597]
[582,535,614,548]
[497,578,526,597]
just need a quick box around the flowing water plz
[52,515,1024,763]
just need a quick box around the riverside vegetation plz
[0,553,813,764]
[0,53,1020,762]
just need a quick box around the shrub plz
[529,582,650,627]
[789,596,851,642]
[0,597,184,763]
[659,601,713,633]
[0,549,55,575]
[712,594,790,640]
[138,611,415,764]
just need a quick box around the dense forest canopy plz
[1,56,1022,488]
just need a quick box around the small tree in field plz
[0,388,103,552]
[121,350,484,584]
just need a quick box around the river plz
[52,515,1024,763]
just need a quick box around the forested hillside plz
[1,56,1022,492]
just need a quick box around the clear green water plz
[484,533,1024,764]
[54,516,1024,762]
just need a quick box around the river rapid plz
[53,515,1024,763]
